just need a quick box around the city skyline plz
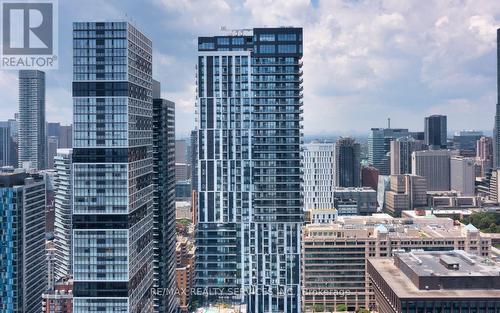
[0,0,499,137]
[1,2,500,313]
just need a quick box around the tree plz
[461,212,500,233]
[356,308,370,313]
[313,304,324,312]
[335,304,347,312]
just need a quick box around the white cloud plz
[1,0,498,136]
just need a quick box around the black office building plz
[152,80,178,313]
[425,115,447,149]
[335,137,361,187]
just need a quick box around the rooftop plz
[303,215,482,240]
[368,251,500,298]
[397,250,497,278]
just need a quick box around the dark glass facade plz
[335,137,361,187]
[18,70,47,170]
[368,128,409,175]
[425,115,447,149]
[152,96,178,313]
[72,21,154,313]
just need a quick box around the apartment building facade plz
[301,215,491,312]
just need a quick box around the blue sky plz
[0,0,499,138]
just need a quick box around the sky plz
[0,0,499,138]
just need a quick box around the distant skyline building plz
[58,125,72,149]
[489,168,500,202]
[425,114,447,149]
[390,136,425,175]
[152,82,178,313]
[384,174,427,216]
[453,130,483,156]
[409,131,424,141]
[335,137,361,187]
[72,21,154,312]
[47,136,58,169]
[190,129,198,192]
[303,142,335,210]
[196,27,304,312]
[0,170,46,313]
[175,139,189,164]
[175,162,191,181]
[8,117,18,139]
[48,122,60,138]
[333,187,378,215]
[361,165,379,191]
[412,149,455,191]
[0,122,14,167]
[494,28,500,168]
[450,156,476,196]
[18,70,47,170]
[368,127,409,175]
[53,149,73,282]
[476,136,493,177]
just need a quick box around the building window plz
[278,34,296,41]
[232,37,244,45]
[217,37,230,45]
[199,42,214,50]
[260,34,275,41]
[260,45,275,53]
[278,45,297,53]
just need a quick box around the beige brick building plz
[301,215,491,312]
[176,236,195,312]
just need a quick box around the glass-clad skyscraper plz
[195,27,304,313]
[152,82,178,313]
[425,115,447,149]
[494,28,500,168]
[335,137,361,187]
[0,171,46,313]
[0,122,12,167]
[368,128,409,175]
[72,22,154,312]
[53,148,73,281]
[18,70,47,170]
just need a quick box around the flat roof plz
[369,254,500,299]
[398,251,499,277]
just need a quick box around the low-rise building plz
[301,216,492,312]
[176,236,195,312]
[176,201,192,220]
[427,190,480,209]
[402,209,474,221]
[367,251,500,313]
[306,208,338,224]
[332,187,378,215]
[385,174,427,217]
[42,277,73,313]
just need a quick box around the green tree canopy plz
[461,212,500,233]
